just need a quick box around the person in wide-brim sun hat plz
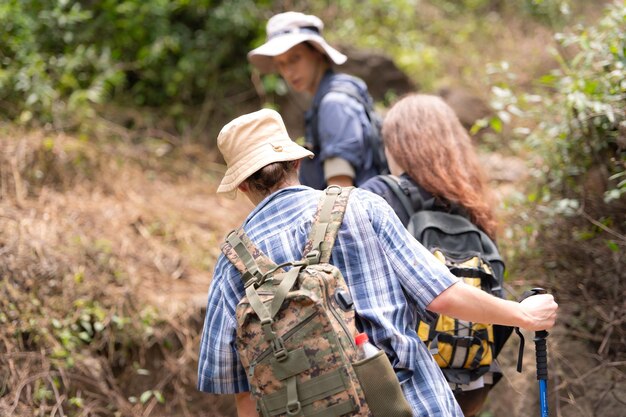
[247,12,347,74]
[247,11,386,191]
[216,108,313,198]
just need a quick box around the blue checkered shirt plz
[198,186,463,416]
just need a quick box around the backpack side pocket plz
[352,351,413,417]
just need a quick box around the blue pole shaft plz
[535,329,549,417]
[539,379,549,417]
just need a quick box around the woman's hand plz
[519,294,558,331]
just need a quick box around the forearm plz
[235,392,258,417]
[326,175,353,187]
[427,281,557,331]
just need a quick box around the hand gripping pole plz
[515,287,550,417]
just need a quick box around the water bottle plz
[355,332,379,360]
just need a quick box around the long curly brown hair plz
[382,93,498,238]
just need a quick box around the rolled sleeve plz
[323,157,355,180]
[317,93,365,169]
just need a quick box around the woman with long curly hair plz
[362,93,497,238]
[361,93,501,417]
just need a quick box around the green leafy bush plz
[525,1,625,205]
[482,1,624,207]
[0,0,270,127]
[486,1,625,362]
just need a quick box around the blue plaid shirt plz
[198,186,463,416]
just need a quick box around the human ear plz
[238,182,250,193]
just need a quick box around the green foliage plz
[0,0,593,130]
[485,1,625,208]
[300,0,581,92]
[521,0,572,26]
[527,2,626,204]
[0,0,271,126]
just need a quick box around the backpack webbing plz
[222,228,284,286]
[221,186,354,284]
[302,185,353,264]
[378,175,502,269]
[378,175,429,222]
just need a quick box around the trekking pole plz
[514,287,550,417]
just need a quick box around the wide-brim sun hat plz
[248,11,347,74]
[216,108,314,198]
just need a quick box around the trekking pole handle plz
[523,288,550,381]
[515,287,550,376]
[517,287,551,417]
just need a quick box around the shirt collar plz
[312,69,335,103]
[244,185,312,226]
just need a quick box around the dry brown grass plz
[0,125,249,416]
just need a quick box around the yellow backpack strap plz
[302,186,354,264]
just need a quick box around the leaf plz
[154,391,165,404]
[69,397,84,408]
[489,117,503,133]
[140,390,153,404]
[470,118,488,135]
[78,331,91,342]
[606,240,619,252]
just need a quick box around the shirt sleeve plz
[368,193,459,312]
[317,92,366,169]
[359,176,411,225]
[197,256,249,394]
[324,156,356,180]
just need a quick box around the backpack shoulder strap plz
[379,174,432,217]
[308,73,389,175]
[302,185,354,264]
[378,175,416,220]
[409,210,503,263]
[326,81,368,108]
[221,228,284,286]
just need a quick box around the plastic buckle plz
[286,401,302,416]
[272,337,288,361]
[455,336,475,348]
[305,250,320,264]
[325,185,341,195]
[243,277,258,289]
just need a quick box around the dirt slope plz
[2,127,622,417]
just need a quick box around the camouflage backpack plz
[221,186,412,417]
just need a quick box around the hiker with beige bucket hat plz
[247,12,389,191]
[197,108,558,417]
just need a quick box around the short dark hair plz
[303,42,331,65]
[245,160,298,194]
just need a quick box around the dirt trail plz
[105,143,589,417]
[159,150,529,315]
[163,149,535,416]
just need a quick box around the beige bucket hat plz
[216,108,314,197]
[248,11,347,74]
